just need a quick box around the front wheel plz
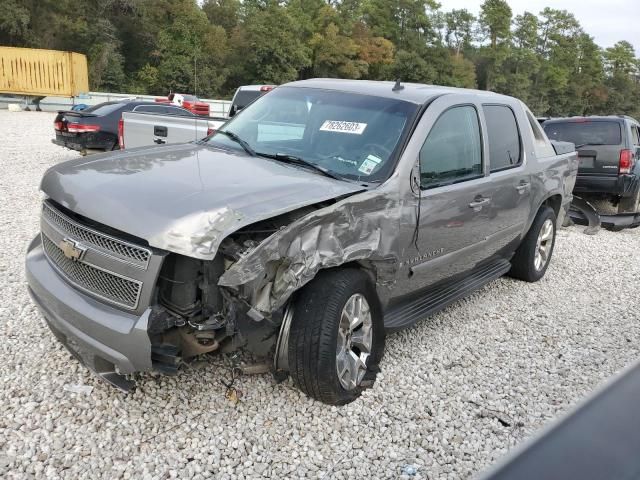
[509,206,557,282]
[287,269,385,405]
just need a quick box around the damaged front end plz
[147,190,403,381]
[218,190,402,314]
[146,209,313,376]
[29,162,404,391]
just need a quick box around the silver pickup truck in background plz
[120,85,275,149]
[120,111,225,149]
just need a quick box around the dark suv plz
[543,116,640,215]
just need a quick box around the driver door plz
[400,98,497,291]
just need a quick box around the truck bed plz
[121,111,227,149]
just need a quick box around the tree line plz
[1,0,639,117]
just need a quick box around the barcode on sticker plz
[320,120,367,135]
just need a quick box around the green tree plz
[202,0,241,32]
[364,0,440,50]
[444,9,475,57]
[479,0,512,48]
[226,0,310,88]
[477,0,512,91]
[351,21,395,79]
[0,0,30,45]
[154,0,229,96]
[390,49,436,83]
[604,41,638,75]
[602,41,640,117]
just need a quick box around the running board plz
[383,259,511,332]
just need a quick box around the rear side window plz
[420,105,482,189]
[133,105,167,114]
[166,106,194,116]
[631,124,640,145]
[484,105,522,171]
[543,121,622,146]
[82,102,123,115]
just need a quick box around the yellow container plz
[0,46,89,97]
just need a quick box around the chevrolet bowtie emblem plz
[58,238,87,262]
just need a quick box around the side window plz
[631,125,640,146]
[166,106,193,117]
[419,105,482,189]
[484,105,522,171]
[133,105,166,114]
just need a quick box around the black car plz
[543,116,640,215]
[53,101,195,155]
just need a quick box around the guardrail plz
[0,91,231,116]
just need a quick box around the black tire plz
[509,206,557,282]
[287,268,385,405]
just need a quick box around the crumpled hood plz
[41,143,364,259]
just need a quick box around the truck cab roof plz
[284,78,517,106]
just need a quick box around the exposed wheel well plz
[336,260,379,288]
[541,194,562,218]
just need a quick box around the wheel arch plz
[273,261,383,374]
[526,193,562,234]
[539,193,562,218]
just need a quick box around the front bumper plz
[25,235,152,390]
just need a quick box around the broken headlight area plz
[147,251,283,374]
[146,203,340,375]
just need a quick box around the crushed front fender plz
[218,191,404,313]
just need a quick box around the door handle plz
[516,182,531,194]
[154,138,166,144]
[469,197,490,210]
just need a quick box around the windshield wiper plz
[215,130,256,156]
[575,142,607,149]
[256,152,345,181]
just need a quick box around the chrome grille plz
[42,201,150,268]
[42,234,142,309]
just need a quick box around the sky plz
[443,0,640,55]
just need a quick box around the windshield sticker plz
[320,120,367,135]
[365,154,382,164]
[358,158,380,175]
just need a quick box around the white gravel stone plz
[1,110,639,479]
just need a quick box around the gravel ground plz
[1,110,639,480]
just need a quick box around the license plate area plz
[578,156,595,169]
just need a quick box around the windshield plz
[543,121,622,146]
[208,86,418,182]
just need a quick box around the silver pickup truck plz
[26,79,578,405]
[120,85,274,149]
[120,111,226,149]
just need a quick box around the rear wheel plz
[509,206,557,282]
[287,268,385,405]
